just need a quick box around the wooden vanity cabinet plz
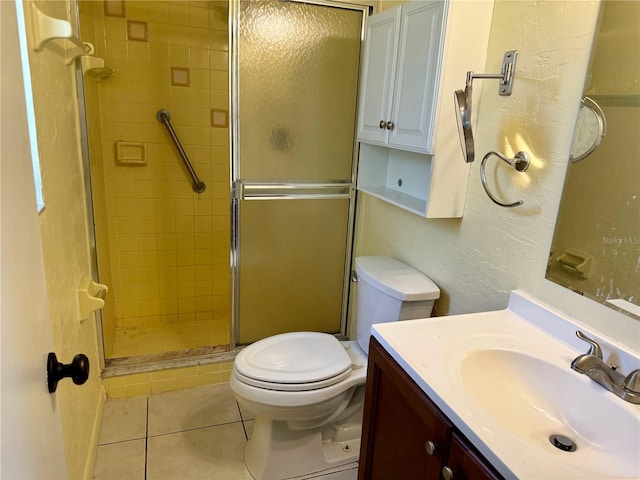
[358,336,450,479]
[359,337,504,480]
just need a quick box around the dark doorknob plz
[47,352,89,393]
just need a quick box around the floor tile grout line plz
[97,436,147,447]
[147,419,246,439]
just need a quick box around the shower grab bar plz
[156,109,206,194]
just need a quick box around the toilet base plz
[244,416,361,480]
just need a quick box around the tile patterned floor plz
[94,383,358,480]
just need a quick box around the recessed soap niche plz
[357,143,433,216]
[115,141,147,166]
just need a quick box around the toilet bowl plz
[230,256,440,480]
[230,334,367,480]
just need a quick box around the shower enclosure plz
[233,0,364,344]
[77,0,366,370]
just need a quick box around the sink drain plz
[549,434,577,452]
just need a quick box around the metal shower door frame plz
[229,0,370,348]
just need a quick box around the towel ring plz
[480,151,530,208]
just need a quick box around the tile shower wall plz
[80,0,230,358]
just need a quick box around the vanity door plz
[359,338,451,480]
[443,432,503,480]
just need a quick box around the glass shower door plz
[234,0,365,344]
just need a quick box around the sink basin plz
[372,292,640,479]
[459,349,640,478]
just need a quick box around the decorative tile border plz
[127,20,148,42]
[104,0,125,18]
[171,67,190,87]
[211,109,228,128]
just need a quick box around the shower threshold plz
[103,344,238,378]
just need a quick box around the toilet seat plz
[230,340,367,412]
[233,368,353,392]
[234,332,353,392]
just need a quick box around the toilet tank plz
[355,256,440,353]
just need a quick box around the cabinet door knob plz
[424,440,437,455]
[386,121,395,131]
[442,466,454,480]
[379,120,386,129]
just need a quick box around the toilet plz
[229,256,440,480]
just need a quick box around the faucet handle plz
[622,369,640,393]
[575,331,603,359]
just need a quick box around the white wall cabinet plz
[357,2,444,152]
[356,6,400,146]
[356,0,495,218]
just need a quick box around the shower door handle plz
[237,181,351,200]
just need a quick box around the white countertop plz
[371,290,640,480]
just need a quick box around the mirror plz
[454,84,474,163]
[546,0,640,319]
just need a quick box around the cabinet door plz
[443,432,504,480]
[388,1,445,152]
[359,337,451,480]
[356,6,401,146]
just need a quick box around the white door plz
[388,1,445,153]
[356,6,400,146]
[0,1,68,478]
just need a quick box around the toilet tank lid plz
[355,256,440,301]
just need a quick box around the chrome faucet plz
[571,331,640,404]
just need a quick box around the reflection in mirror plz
[546,0,640,319]
[569,97,607,163]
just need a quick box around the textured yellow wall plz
[79,0,230,357]
[23,1,105,478]
[355,0,640,350]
